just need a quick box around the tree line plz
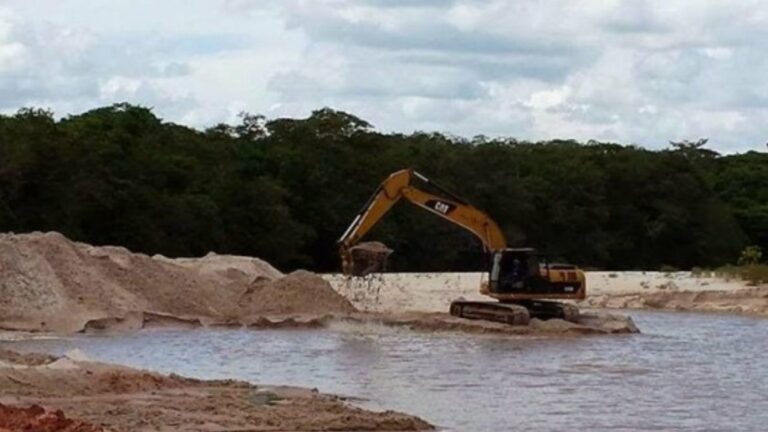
[0,104,765,272]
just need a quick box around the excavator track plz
[449,301,531,326]
[449,300,580,326]
[560,303,580,322]
[518,300,580,322]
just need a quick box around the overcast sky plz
[1,1,766,152]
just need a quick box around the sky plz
[0,0,767,152]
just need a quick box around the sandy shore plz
[0,232,638,336]
[0,232,641,431]
[584,272,768,316]
[325,271,768,317]
[0,350,433,432]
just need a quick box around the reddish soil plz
[0,404,103,432]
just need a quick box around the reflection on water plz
[4,311,768,432]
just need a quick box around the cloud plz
[2,1,768,152]
[0,7,198,116]
[245,0,768,151]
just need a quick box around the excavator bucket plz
[347,241,393,277]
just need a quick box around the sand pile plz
[239,270,356,317]
[156,251,283,283]
[0,350,433,432]
[0,232,356,333]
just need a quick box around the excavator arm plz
[338,169,507,274]
[338,168,585,324]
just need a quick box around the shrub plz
[691,267,712,277]
[715,264,768,285]
[738,245,763,266]
[742,265,768,285]
[659,265,678,274]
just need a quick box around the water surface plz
[4,311,768,431]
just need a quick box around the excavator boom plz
[339,169,506,274]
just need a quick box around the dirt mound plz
[0,404,103,432]
[0,232,355,333]
[240,270,357,316]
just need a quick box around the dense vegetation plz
[0,104,765,272]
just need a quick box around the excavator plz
[338,168,586,325]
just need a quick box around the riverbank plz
[325,271,768,317]
[0,232,636,335]
[0,231,355,334]
[0,349,433,431]
[0,233,639,430]
[583,271,768,315]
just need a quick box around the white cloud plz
[526,87,570,110]
[0,1,767,152]
[0,9,26,72]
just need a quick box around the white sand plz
[324,271,767,316]
[586,271,753,294]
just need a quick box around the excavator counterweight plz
[338,168,586,324]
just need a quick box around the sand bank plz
[325,272,768,317]
[237,311,637,335]
[584,271,768,316]
[0,350,433,432]
[0,232,637,335]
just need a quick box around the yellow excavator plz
[338,168,586,325]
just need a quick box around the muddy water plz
[4,310,768,431]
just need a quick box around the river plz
[3,310,767,431]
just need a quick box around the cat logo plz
[426,199,456,215]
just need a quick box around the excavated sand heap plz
[0,232,355,333]
[238,270,357,316]
[155,252,284,283]
[0,232,637,335]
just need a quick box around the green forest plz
[0,104,765,272]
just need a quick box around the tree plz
[0,104,761,271]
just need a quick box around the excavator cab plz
[487,249,585,299]
[491,248,543,293]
